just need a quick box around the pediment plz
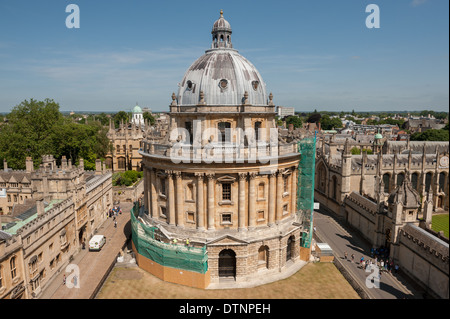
[216,175,236,183]
[207,234,249,246]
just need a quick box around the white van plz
[89,235,106,251]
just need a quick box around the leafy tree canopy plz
[0,99,111,170]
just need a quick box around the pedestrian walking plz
[351,254,355,263]
[114,220,117,228]
[344,251,348,260]
[63,274,66,286]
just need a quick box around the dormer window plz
[186,80,193,91]
[252,81,259,91]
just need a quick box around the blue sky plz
[0,0,448,113]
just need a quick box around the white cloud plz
[411,0,428,7]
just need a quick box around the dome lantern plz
[211,10,233,49]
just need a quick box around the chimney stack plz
[26,157,34,172]
[3,159,7,172]
[36,198,45,216]
[95,159,102,175]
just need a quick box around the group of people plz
[109,205,122,228]
[344,250,400,274]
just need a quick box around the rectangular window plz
[222,183,231,201]
[222,213,232,224]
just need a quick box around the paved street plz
[313,208,425,299]
[39,202,132,299]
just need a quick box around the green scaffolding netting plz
[130,203,208,274]
[297,136,316,248]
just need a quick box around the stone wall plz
[397,223,449,299]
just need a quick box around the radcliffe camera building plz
[131,11,316,288]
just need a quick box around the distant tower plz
[132,103,144,127]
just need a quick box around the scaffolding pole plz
[297,135,317,249]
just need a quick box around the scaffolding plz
[130,203,208,274]
[296,136,317,249]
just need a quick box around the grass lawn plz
[432,214,449,238]
[96,262,360,299]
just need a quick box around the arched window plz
[332,176,338,200]
[397,173,405,187]
[105,157,113,170]
[411,173,419,190]
[219,249,236,278]
[439,172,446,192]
[10,257,17,279]
[258,245,269,269]
[425,172,433,193]
[118,157,126,170]
[383,173,390,193]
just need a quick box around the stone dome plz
[176,11,268,107]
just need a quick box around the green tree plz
[143,111,156,126]
[114,111,129,128]
[410,129,449,141]
[320,115,343,130]
[0,99,111,170]
[0,98,63,169]
[285,115,303,129]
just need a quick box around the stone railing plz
[139,141,299,162]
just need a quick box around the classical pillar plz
[248,172,257,230]
[150,168,157,218]
[207,173,215,230]
[143,166,149,214]
[238,172,247,231]
[291,168,297,215]
[268,170,276,226]
[196,173,205,230]
[276,169,284,223]
[167,170,176,225]
[175,171,184,228]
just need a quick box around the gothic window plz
[397,173,405,187]
[425,172,433,193]
[383,173,390,193]
[411,173,419,190]
[118,157,126,170]
[332,175,338,200]
[439,172,446,192]
[105,157,113,169]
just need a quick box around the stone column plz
[207,173,215,230]
[167,170,176,226]
[276,169,284,223]
[238,172,247,231]
[175,171,184,228]
[195,173,205,230]
[248,172,257,230]
[150,169,157,218]
[268,171,276,226]
[291,168,297,215]
[143,167,149,214]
